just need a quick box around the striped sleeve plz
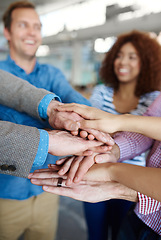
[137,192,161,215]
[114,132,153,162]
[90,85,105,109]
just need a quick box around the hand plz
[52,161,117,183]
[49,144,120,184]
[72,128,115,146]
[47,100,81,131]
[28,162,113,183]
[50,154,97,186]
[94,144,120,163]
[55,103,121,133]
[28,169,137,203]
[47,101,115,145]
[47,130,106,156]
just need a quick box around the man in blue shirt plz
[0,1,91,240]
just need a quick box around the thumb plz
[95,153,112,163]
[64,119,80,131]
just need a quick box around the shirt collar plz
[7,55,40,74]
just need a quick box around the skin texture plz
[29,131,161,203]
[29,101,161,203]
[47,130,110,156]
[28,166,138,203]
[55,104,161,141]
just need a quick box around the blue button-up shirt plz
[0,55,90,200]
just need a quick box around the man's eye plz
[34,25,41,31]
[19,22,26,28]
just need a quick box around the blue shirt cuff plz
[33,129,49,166]
[38,94,61,120]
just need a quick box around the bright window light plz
[134,0,161,14]
[94,36,116,53]
[39,0,161,37]
[36,45,50,57]
[40,0,106,37]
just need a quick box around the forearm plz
[0,121,41,178]
[0,70,51,119]
[117,114,161,141]
[109,163,161,202]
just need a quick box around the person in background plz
[81,30,161,240]
[48,30,161,240]
[0,1,110,240]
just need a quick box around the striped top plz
[90,84,160,166]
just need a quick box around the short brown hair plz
[100,30,161,97]
[3,1,35,31]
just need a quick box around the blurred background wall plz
[1,0,161,95]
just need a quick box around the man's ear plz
[3,28,11,41]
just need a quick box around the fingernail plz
[74,176,79,182]
[31,179,37,182]
[59,169,64,174]
[48,164,54,167]
[28,173,33,178]
[43,186,49,190]
[109,138,115,143]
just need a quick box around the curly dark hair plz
[100,30,161,97]
[3,1,35,31]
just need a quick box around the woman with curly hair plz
[84,30,161,240]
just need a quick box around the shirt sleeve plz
[114,132,153,162]
[137,192,161,215]
[34,93,61,166]
[38,93,61,120]
[33,129,49,167]
[90,85,104,109]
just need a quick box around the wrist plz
[116,114,130,132]
[115,183,138,202]
[47,130,55,154]
[47,100,63,118]
[108,162,139,202]
[111,144,120,163]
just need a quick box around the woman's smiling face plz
[114,42,141,84]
